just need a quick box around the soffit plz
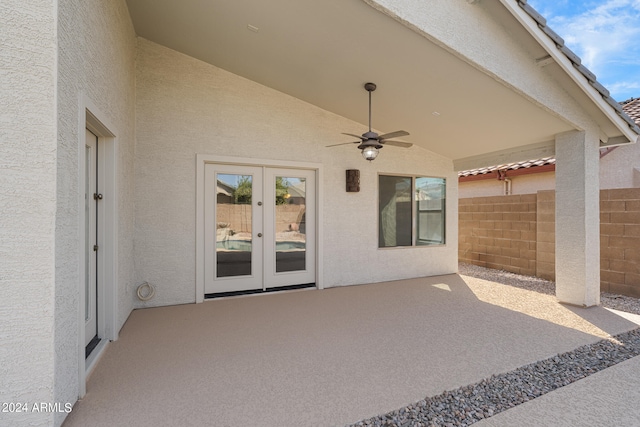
[125,0,575,161]
[458,99,639,177]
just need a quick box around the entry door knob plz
[257,201,263,206]
[257,233,263,238]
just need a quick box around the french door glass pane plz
[216,174,253,277]
[85,146,91,321]
[275,177,306,272]
[416,177,446,245]
[379,176,412,247]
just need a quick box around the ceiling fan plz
[327,82,412,161]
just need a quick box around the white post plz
[555,130,600,306]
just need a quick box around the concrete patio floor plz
[63,273,640,426]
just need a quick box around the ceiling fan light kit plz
[327,82,411,161]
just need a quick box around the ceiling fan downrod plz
[365,82,376,132]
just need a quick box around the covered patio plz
[6,2,640,426]
[63,272,640,426]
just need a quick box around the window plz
[378,175,446,248]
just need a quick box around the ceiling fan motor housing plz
[357,139,383,150]
[362,131,378,139]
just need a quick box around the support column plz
[555,130,600,307]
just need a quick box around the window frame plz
[377,173,446,249]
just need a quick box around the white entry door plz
[85,129,98,348]
[204,164,316,295]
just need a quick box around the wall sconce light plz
[346,169,360,192]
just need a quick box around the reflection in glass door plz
[204,164,315,295]
[264,168,315,289]
[204,165,263,294]
[274,176,306,273]
[216,174,253,277]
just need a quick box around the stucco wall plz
[55,0,136,424]
[0,1,57,426]
[600,144,640,189]
[134,38,458,307]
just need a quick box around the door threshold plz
[85,338,109,379]
[205,283,315,299]
[85,336,101,359]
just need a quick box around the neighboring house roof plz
[512,1,640,137]
[459,99,640,180]
[459,157,556,178]
[622,97,640,124]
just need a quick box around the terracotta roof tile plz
[621,98,640,125]
[458,157,555,177]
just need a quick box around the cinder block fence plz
[459,188,640,298]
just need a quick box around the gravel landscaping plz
[458,263,640,316]
[348,264,640,427]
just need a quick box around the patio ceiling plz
[125,0,577,161]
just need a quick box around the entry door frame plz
[77,95,119,397]
[196,154,324,303]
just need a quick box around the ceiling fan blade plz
[378,130,409,140]
[326,141,360,147]
[342,132,366,140]
[382,140,413,148]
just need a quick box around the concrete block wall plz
[459,188,640,298]
[536,190,555,281]
[601,188,640,297]
[216,204,306,234]
[459,194,537,276]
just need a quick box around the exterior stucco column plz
[555,130,600,307]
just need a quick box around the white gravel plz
[458,263,640,316]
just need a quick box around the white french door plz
[204,164,316,295]
[85,129,98,348]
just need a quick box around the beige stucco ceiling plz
[125,0,576,161]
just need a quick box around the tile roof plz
[458,99,638,177]
[621,97,640,125]
[517,0,640,135]
[458,157,555,177]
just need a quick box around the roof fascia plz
[454,140,555,172]
[499,0,640,145]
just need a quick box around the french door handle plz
[257,233,263,238]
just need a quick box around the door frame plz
[196,154,324,303]
[77,95,118,397]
